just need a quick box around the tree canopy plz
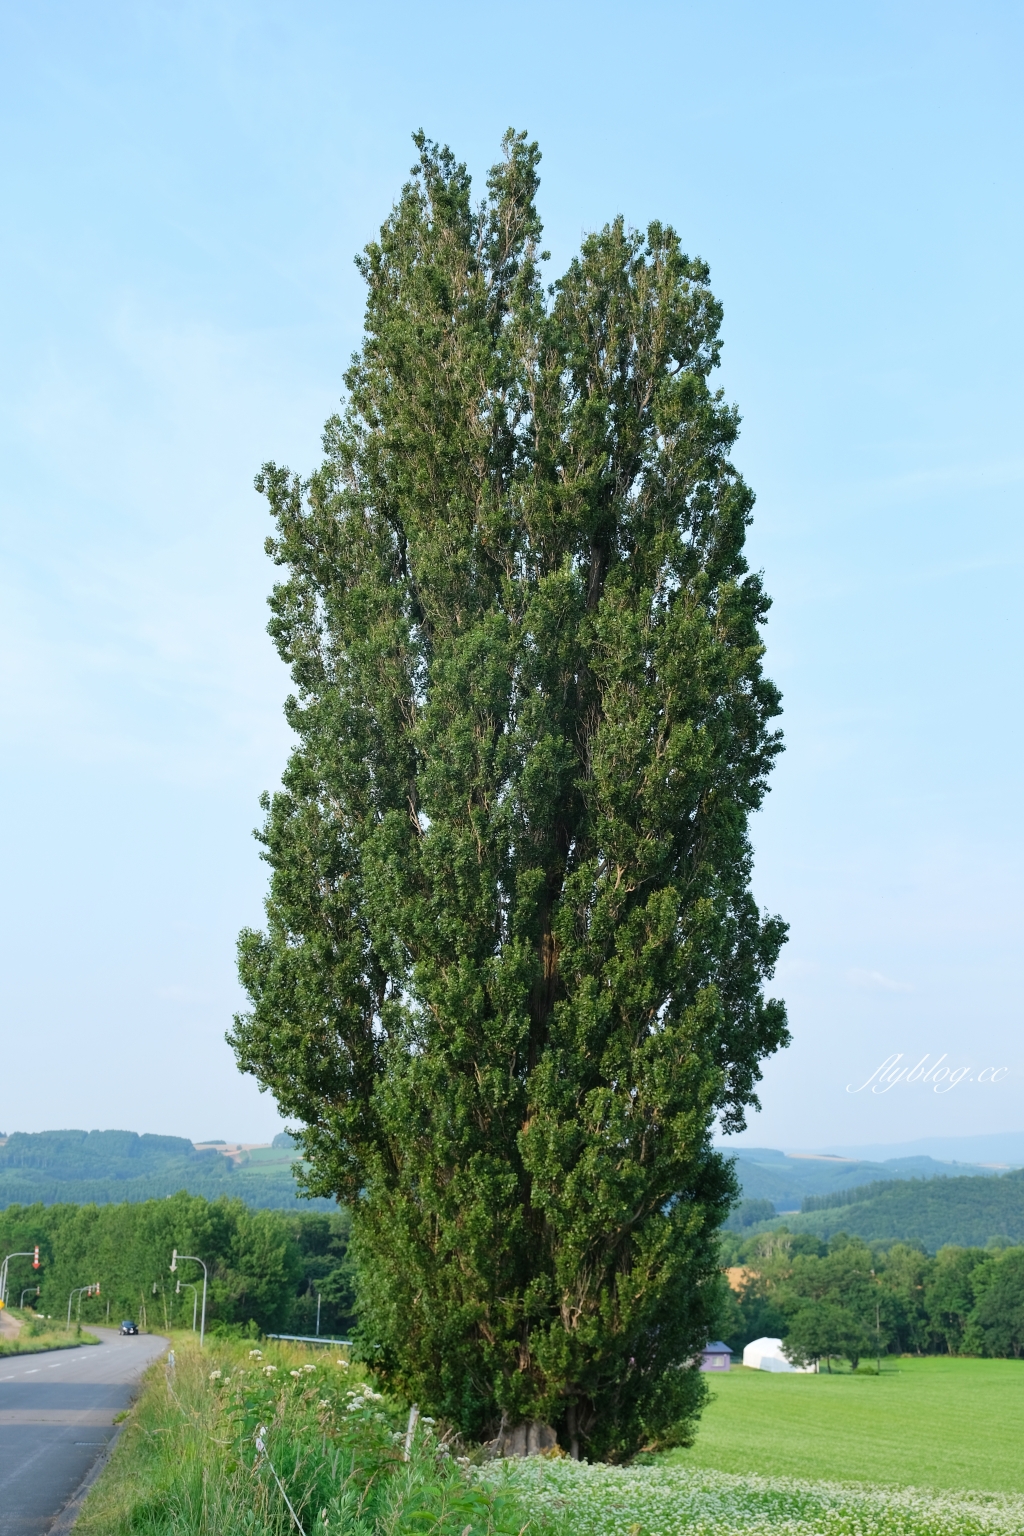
[232,130,788,1459]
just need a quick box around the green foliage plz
[723,1196,775,1230]
[971,1248,1024,1358]
[231,129,787,1461]
[0,1196,355,1337]
[925,1245,988,1354]
[783,1300,872,1372]
[718,1275,787,1356]
[777,1242,880,1370]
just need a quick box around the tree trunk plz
[566,1401,580,1461]
[486,1418,559,1458]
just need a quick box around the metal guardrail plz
[264,1333,353,1346]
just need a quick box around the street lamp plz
[67,1283,100,1329]
[0,1248,39,1307]
[20,1287,40,1309]
[170,1250,207,1347]
[176,1278,199,1332]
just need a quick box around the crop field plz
[498,1458,1024,1536]
[666,1357,1022,1493]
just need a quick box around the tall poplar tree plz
[232,130,788,1459]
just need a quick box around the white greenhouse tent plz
[742,1336,817,1373]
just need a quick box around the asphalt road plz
[0,1327,167,1536]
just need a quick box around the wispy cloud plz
[846,968,914,993]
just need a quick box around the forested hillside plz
[723,1145,1000,1214]
[743,1169,1024,1250]
[0,1130,332,1210]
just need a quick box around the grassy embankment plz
[0,1308,99,1356]
[79,1340,1024,1536]
[77,1333,543,1536]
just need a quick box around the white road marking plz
[24,1369,39,1374]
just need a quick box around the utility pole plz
[176,1279,199,1332]
[170,1250,207,1347]
[67,1283,100,1329]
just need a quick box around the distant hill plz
[745,1168,1024,1250]
[817,1132,1024,1165]
[0,1129,335,1210]
[719,1144,1001,1213]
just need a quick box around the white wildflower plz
[475,1459,1024,1536]
[304,1364,316,1372]
[249,1348,263,1358]
[263,1365,277,1375]
[208,1370,222,1380]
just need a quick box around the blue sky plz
[1,1,1021,1148]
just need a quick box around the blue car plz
[119,1320,138,1335]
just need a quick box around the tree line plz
[717,1227,1024,1368]
[8,1194,1021,1381]
[0,1194,354,1337]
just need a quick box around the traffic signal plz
[32,1246,39,1270]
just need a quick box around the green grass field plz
[667,1358,1022,1493]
